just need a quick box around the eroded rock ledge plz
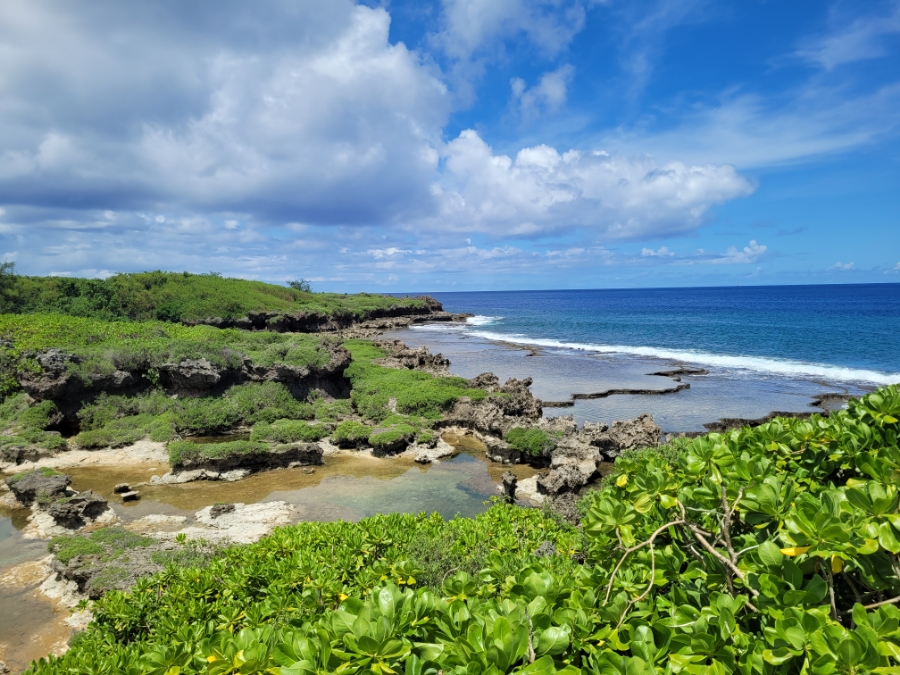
[18,345,352,419]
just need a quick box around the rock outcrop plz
[373,340,451,376]
[6,470,71,506]
[441,373,543,436]
[535,414,663,499]
[183,296,447,333]
[18,344,353,419]
[171,442,323,475]
[47,491,109,529]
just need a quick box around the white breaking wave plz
[466,330,900,386]
[466,315,503,326]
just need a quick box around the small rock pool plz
[0,440,538,670]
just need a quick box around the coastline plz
[1,292,896,671]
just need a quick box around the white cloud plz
[599,85,900,169]
[368,247,412,259]
[887,262,900,274]
[431,130,754,238]
[511,64,574,117]
[436,0,590,60]
[795,3,900,70]
[703,240,767,265]
[829,261,855,272]
[0,2,449,225]
[641,246,674,257]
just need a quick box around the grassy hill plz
[3,271,428,322]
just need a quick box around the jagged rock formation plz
[18,346,352,419]
[536,414,663,498]
[183,296,448,333]
[373,340,451,376]
[6,470,71,506]
[171,442,323,474]
[47,490,109,529]
[440,373,543,436]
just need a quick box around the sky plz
[0,0,898,292]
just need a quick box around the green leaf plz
[758,541,784,568]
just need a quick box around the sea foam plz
[465,329,900,386]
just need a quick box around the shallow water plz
[0,440,536,669]
[0,583,68,673]
[0,506,47,568]
[389,327,865,431]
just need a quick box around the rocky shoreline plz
[0,316,860,670]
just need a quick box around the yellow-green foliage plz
[7,271,427,322]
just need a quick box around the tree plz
[287,279,312,293]
[0,261,16,313]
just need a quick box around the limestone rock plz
[48,491,110,529]
[6,470,71,506]
[499,471,517,503]
[373,340,451,375]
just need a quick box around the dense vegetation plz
[25,387,900,674]
[0,313,335,401]
[1,269,426,322]
[343,340,489,446]
[0,394,67,460]
[1,321,495,461]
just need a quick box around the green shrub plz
[504,427,556,456]
[369,423,417,450]
[249,419,328,443]
[167,440,269,466]
[49,527,153,565]
[312,397,353,422]
[343,340,487,421]
[331,420,372,448]
[75,427,145,449]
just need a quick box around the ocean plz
[389,283,900,432]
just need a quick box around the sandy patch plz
[1,440,169,476]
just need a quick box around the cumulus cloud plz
[795,3,900,70]
[887,262,900,274]
[829,261,855,272]
[431,130,754,237]
[0,1,449,225]
[511,64,575,118]
[0,0,759,283]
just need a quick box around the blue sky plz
[0,0,898,291]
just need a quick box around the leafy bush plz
[505,427,557,457]
[250,419,329,443]
[28,504,578,674]
[331,420,372,448]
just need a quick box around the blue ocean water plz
[420,284,900,385]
